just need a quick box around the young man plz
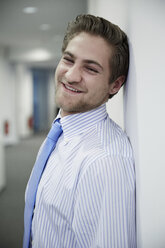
[24,14,136,248]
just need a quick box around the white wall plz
[0,58,33,143]
[0,47,18,190]
[0,48,6,191]
[125,1,165,247]
[15,64,33,138]
[0,52,33,190]
[0,48,18,145]
[88,0,165,247]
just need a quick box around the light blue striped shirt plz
[30,104,136,247]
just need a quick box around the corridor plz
[0,133,45,248]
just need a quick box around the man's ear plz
[109,75,125,95]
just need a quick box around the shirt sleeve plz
[72,155,136,248]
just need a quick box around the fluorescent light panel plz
[23,7,38,14]
[24,49,52,61]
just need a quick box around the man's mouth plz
[63,83,82,93]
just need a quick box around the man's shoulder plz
[77,117,134,184]
[96,116,133,157]
[80,116,133,163]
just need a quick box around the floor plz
[0,133,45,248]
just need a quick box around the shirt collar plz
[55,104,108,140]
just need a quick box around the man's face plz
[55,32,115,117]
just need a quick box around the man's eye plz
[86,67,99,73]
[63,57,74,63]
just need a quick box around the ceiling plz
[0,0,87,67]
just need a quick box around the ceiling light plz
[24,49,52,62]
[23,7,38,14]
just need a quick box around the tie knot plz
[47,120,63,142]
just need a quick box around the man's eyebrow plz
[63,51,74,58]
[84,60,103,71]
[63,51,103,71]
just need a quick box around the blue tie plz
[23,120,63,248]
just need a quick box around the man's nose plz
[65,64,82,83]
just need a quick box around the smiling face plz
[55,32,121,117]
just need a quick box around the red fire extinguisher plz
[4,120,9,135]
[28,116,33,130]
